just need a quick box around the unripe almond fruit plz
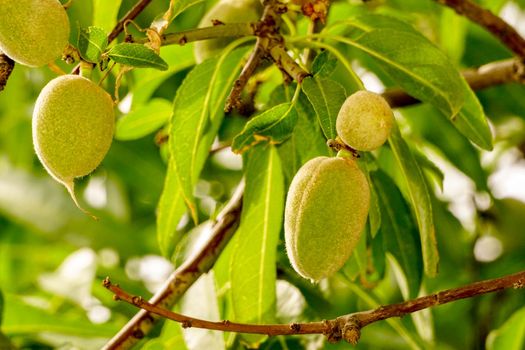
[194,0,262,64]
[0,0,70,67]
[284,156,370,282]
[32,75,115,215]
[336,90,394,152]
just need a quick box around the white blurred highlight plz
[474,236,503,262]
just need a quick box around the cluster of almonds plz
[285,91,394,282]
[0,0,115,213]
[1,1,395,281]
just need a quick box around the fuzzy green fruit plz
[284,156,370,282]
[32,75,115,213]
[0,0,70,67]
[194,0,262,63]
[336,90,394,152]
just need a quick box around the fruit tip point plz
[62,179,99,220]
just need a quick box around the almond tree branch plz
[434,0,525,58]
[133,22,257,45]
[102,184,244,350]
[108,0,154,43]
[224,0,310,112]
[383,58,525,108]
[0,52,14,92]
[104,270,525,345]
[225,38,266,112]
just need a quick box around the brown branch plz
[102,184,244,349]
[108,0,154,43]
[104,270,525,345]
[383,58,525,108]
[224,0,310,112]
[225,38,266,112]
[434,0,525,58]
[0,52,14,92]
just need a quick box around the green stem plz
[134,23,256,46]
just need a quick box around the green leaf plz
[93,0,122,33]
[0,289,3,327]
[231,103,298,154]
[362,155,381,238]
[452,78,493,150]
[108,43,169,70]
[487,307,525,350]
[413,148,444,191]
[312,50,338,77]
[302,76,346,140]
[329,14,492,149]
[115,99,172,141]
[2,294,118,337]
[156,159,187,257]
[170,0,205,21]
[170,48,247,222]
[230,145,284,346]
[151,0,204,30]
[329,15,463,115]
[371,170,423,299]
[402,104,487,191]
[77,26,108,63]
[388,123,439,277]
[275,88,330,184]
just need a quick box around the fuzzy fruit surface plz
[0,0,70,67]
[336,90,394,151]
[285,156,370,282]
[193,0,262,63]
[32,75,115,185]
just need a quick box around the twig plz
[108,0,154,43]
[224,0,310,112]
[104,270,525,345]
[72,0,154,74]
[0,52,14,92]
[225,38,266,112]
[268,44,310,82]
[102,184,244,350]
[434,0,525,58]
[383,58,525,108]
[134,23,257,46]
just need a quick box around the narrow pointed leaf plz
[312,50,338,78]
[388,123,439,277]
[115,99,172,140]
[108,43,168,70]
[77,26,108,63]
[487,307,525,350]
[230,145,284,346]
[231,103,298,154]
[170,48,247,222]
[371,170,423,298]
[157,159,187,257]
[302,76,346,140]
[331,14,492,149]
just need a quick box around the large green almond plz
[32,75,115,213]
[0,0,70,67]
[285,156,370,282]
